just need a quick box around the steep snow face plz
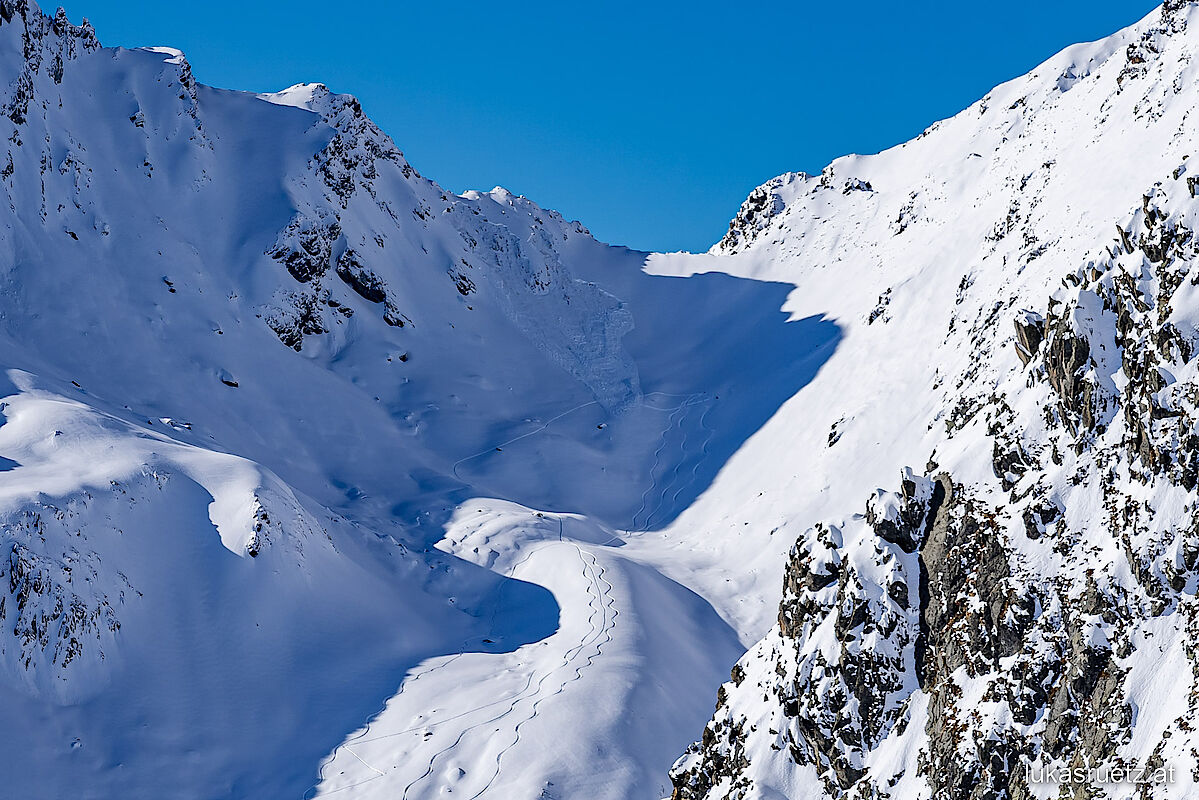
[670,2,1199,799]
[0,2,838,798]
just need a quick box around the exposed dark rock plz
[335,248,388,304]
[1042,310,1099,432]
[268,217,341,283]
[1013,311,1044,366]
[715,173,805,254]
[0,509,120,675]
[383,302,410,328]
[264,291,328,351]
[449,269,476,296]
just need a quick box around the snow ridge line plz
[463,521,619,798]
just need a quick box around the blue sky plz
[62,1,1161,252]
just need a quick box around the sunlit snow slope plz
[0,3,835,799]
[671,3,1199,799]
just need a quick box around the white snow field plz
[5,1,1199,799]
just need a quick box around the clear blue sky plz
[61,1,1161,252]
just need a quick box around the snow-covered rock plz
[671,3,1199,799]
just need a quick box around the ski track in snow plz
[629,392,713,532]
[310,389,713,797]
[449,401,600,481]
[310,517,620,800]
[302,540,552,799]
[14,2,1199,798]
[638,394,715,532]
[460,537,618,800]
[664,400,716,524]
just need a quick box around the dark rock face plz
[0,501,125,697]
[1013,312,1044,367]
[1050,185,1199,485]
[258,89,420,349]
[916,483,1038,800]
[264,290,328,352]
[314,90,413,208]
[449,268,476,296]
[335,248,388,304]
[0,0,99,126]
[269,217,341,284]
[3,536,119,671]
[672,470,1149,800]
[672,472,938,799]
[1041,306,1105,435]
[865,473,929,554]
[715,173,805,254]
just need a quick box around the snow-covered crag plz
[670,3,1199,799]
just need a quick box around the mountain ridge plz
[0,2,828,797]
[670,2,1199,798]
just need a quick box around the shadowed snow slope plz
[0,2,836,799]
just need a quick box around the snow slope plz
[7,1,1199,799]
[670,2,1199,798]
[0,3,833,799]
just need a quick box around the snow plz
[3,0,1199,798]
[0,2,832,796]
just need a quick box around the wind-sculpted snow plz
[0,370,564,799]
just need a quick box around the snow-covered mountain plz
[670,2,1199,798]
[0,2,828,798]
[4,1,1199,799]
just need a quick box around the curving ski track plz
[450,401,599,481]
[303,541,550,799]
[400,521,617,799]
[631,392,713,532]
[308,516,619,800]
